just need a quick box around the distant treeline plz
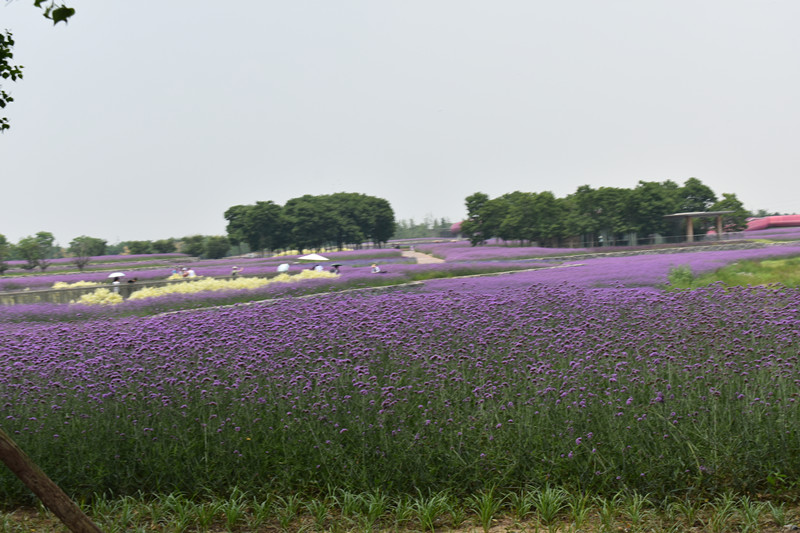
[0,232,232,274]
[394,217,456,240]
[461,178,751,247]
[1,180,783,275]
[224,193,395,254]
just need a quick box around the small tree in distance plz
[68,236,107,271]
[0,234,10,275]
[14,237,39,270]
[180,236,205,257]
[711,193,749,232]
[127,241,153,255]
[15,232,56,271]
[151,239,176,254]
[204,236,230,259]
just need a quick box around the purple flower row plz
[0,250,404,292]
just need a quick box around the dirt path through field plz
[401,250,445,264]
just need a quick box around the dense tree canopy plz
[0,234,10,274]
[14,231,56,270]
[68,235,107,257]
[711,193,750,232]
[108,236,230,259]
[67,235,107,270]
[679,177,717,213]
[151,239,177,254]
[225,193,396,254]
[179,235,206,257]
[126,241,153,255]
[461,178,746,247]
[203,236,230,259]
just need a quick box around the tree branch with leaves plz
[0,2,75,131]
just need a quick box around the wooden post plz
[686,216,694,242]
[0,428,103,533]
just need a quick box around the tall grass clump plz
[667,256,800,289]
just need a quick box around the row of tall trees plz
[115,236,231,260]
[461,178,750,247]
[224,193,396,254]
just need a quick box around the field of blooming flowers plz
[0,261,544,323]
[414,240,588,261]
[0,249,406,292]
[2,242,800,512]
[744,226,800,241]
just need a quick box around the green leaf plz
[51,6,76,24]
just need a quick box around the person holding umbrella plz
[108,272,125,293]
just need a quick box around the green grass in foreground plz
[1,487,797,532]
[667,256,800,290]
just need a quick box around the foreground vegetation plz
[668,255,800,289]
[3,248,800,531]
[3,283,800,506]
[2,487,798,532]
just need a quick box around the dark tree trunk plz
[0,428,103,533]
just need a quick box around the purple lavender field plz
[1,245,800,504]
[0,249,405,292]
[415,240,587,261]
[745,226,800,240]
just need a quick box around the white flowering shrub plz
[127,270,338,301]
[273,248,353,256]
[53,281,100,289]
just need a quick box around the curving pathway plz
[401,250,445,264]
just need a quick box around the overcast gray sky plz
[2,1,798,246]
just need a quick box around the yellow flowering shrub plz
[72,288,124,305]
[53,281,100,289]
[272,249,353,257]
[127,270,338,301]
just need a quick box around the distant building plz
[746,214,800,231]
